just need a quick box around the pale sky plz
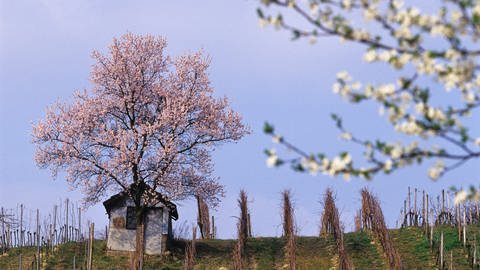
[1,0,478,238]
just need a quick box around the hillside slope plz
[0,227,476,269]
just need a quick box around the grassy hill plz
[1,226,478,269]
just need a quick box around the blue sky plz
[1,0,478,238]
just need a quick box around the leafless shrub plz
[282,190,296,270]
[361,188,402,270]
[320,189,352,270]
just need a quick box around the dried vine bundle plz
[282,190,296,270]
[320,189,352,270]
[232,190,250,269]
[196,195,210,239]
[354,210,362,232]
[239,190,249,244]
[183,227,196,270]
[361,189,402,270]
[232,223,243,270]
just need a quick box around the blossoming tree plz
[259,0,480,200]
[32,33,248,267]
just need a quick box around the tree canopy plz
[32,33,249,207]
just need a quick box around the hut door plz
[145,208,164,254]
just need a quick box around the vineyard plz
[1,188,480,269]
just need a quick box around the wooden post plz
[247,213,252,238]
[14,229,17,248]
[457,205,461,241]
[36,209,40,270]
[87,223,94,270]
[442,189,445,214]
[474,234,477,265]
[422,191,425,226]
[408,187,411,226]
[53,205,57,250]
[71,202,74,242]
[437,195,441,221]
[475,202,480,222]
[19,253,22,270]
[447,191,450,213]
[73,255,76,270]
[78,208,81,241]
[1,207,4,254]
[66,198,69,243]
[398,210,402,229]
[211,216,215,239]
[84,230,88,268]
[49,224,52,254]
[20,204,23,247]
[449,251,452,270]
[469,205,472,226]
[440,232,444,270]
[414,188,417,225]
[404,200,407,227]
[426,194,429,233]
[430,223,433,248]
[463,206,466,248]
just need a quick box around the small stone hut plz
[103,190,178,255]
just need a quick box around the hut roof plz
[103,188,178,220]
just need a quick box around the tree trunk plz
[133,206,146,270]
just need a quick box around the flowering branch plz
[259,1,480,187]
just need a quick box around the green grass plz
[390,227,436,269]
[345,231,385,269]
[1,226,478,269]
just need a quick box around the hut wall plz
[106,198,171,255]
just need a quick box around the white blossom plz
[415,102,425,114]
[363,6,378,21]
[309,3,320,16]
[465,92,476,104]
[454,190,468,205]
[341,0,352,11]
[384,159,393,172]
[392,0,404,10]
[272,135,283,144]
[474,4,480,16]
[428,160,444,180]
[258,18,268,28]
[341,132,352,141]
[302,158,320,176]
[390,144,403,159]
[377,84,395,98]
[321,158,330,169]
[450,10,463,22]
[351,82,362,90]
[475,137,480,146]
[364,50,377,62]
[337,71,351,81]
[266,149,279,167]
